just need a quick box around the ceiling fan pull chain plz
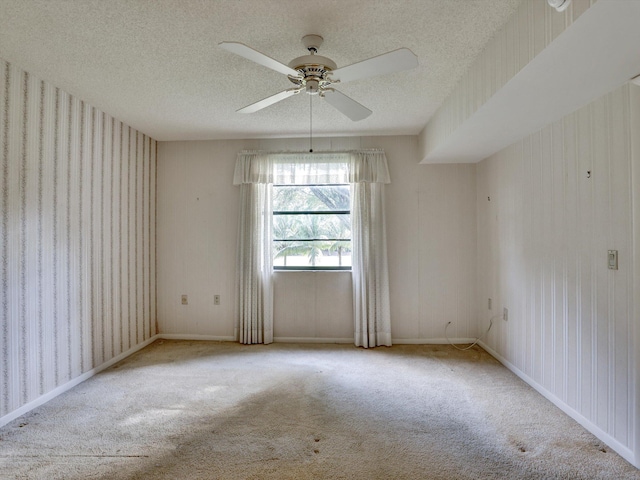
[309,94,313,153]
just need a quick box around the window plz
[234,149,391,346]
[273,184,351,270]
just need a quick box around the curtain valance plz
[233,149,390,185]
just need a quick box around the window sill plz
[273,269,352,273]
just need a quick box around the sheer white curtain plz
[234,153,273,344]
[233,149,391,347]
[349,151,391,348]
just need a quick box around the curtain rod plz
[238,148,385,155]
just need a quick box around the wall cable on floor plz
[444,314,502,351]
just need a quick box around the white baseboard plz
[156,335,478,346]
[0,335,160,429]
[478,341,638,469]
[156,335,479,346]
[273,337,353,344]
[393,337,476,345]
[273,337,479,345]
[158,334,236,342]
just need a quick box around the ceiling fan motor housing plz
[286,34,339,95]
[288,55,337,94]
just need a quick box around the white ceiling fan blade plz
[331,48,418,84]
[237,89,299,114]
[323,90,372,121]
[219,42,300,77]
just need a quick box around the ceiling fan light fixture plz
[306,79,320,95]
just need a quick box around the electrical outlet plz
[214,295,220,306]
[181,295,188,305]
[488,298,492,310]
[503,307,508,321]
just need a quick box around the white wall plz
[156,140,241,339]
[156,135,477,343]
[0,59,157,425]
[476,83,638,466]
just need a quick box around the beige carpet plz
[1,340,638,480]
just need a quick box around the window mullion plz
[273,210,350,215]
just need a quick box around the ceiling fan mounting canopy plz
[301,34,324,52]
[219,34,418,121]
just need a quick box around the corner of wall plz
[629,82,640,468]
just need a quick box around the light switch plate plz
[608,250,618,270]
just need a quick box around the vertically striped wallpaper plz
[0,59,157,419]
[477,84,635,459]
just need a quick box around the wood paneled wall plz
[0,60,157,421]
[477,83,636,464]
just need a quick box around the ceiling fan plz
[219,35,418,121]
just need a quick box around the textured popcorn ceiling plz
[0,0,521,141]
